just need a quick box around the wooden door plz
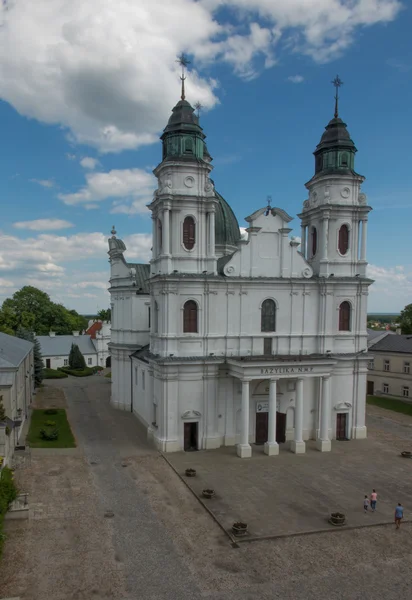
[336,413,347,440]
[255,412,268,444]
[184,422,198,451]
[367,380,374,396]
[276,411,286,443]
[46,359,51,369]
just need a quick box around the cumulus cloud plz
[367,264,412,312]
[0,230,152,312]
[13,219,75,231]
[30,179,55,188]
[288,75,304,83]
[0,0,401,152]
[80,157,99,170]
[58,168,156,213]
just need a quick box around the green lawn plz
[27,409,76,448]
[367,395,412,417]
[105,372,111,378]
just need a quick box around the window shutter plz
[338,225,349,255]
[183,217,195,250]
[339,301,351,331]
[184,300,198,333]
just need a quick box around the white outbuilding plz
[108,86,372,457]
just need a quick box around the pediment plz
[334,402,352,411]
[181,410,201,420]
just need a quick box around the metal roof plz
[36,335,97,357]
[368,334,412,354]
[0,332,33,368]
[126,263,151,294]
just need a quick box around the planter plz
[202,489,215,499]
[401,451,412,458]
[232,521,248,536]
[329,512,346,526]
[185,468,196,477]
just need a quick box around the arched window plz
[183,300,198,333]
[184,137,194,154]
[311,227,317,257]
[183,216,196,250]
[338,224,349,255]
[261,299,276,332]
[339,301,351,331]
[341,153,349,167]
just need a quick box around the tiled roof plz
[369,334,412,354]
[36,335,97,357]
[126,263,150,294]
[86,321,103,339]
[0,332,33,368]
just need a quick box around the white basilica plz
[108,81,372,457]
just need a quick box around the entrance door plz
[367,380,374,395]
[46,358,51,369]
[336,413,348,440]
[255,412,268,444]
[276,411,286,443]
[184,422,198,451]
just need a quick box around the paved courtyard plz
[167,424,412,538]
[2,376,412,600]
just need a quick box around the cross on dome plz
[332,75,343,118]
[176,53,191,101]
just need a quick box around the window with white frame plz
[368,359,374,370]
[384,360,390,372]
[88,358,92,365]
[404,362,410,374]
[64,359,69,366]
[383,383,389,394]
[142,371,145,390]
[403,386,409,398]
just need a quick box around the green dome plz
[215,190,241,247]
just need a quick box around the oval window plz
[311,227,317,257]
[338,224,349,255]
[183,216,196,250]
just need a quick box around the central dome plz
[215,190,241,252]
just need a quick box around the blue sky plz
[0,0,410,313]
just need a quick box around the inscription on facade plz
[260,366,314,375]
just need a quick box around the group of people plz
[363,489,404,529]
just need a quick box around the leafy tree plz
[16,328,44,387]
[97,308,111,322]
[69,344,86,370]
[0,286,87,335]
[399,304,412,335]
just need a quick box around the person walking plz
[370,489,378,512]
[395,503,404,529]
[364,495,370,513]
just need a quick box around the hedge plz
[43,368,68,379]
[58,366,95,377]
[0,467,19,557]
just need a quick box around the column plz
[152,216,157,259]
[317,375,331,451]
[209,210,215,257]
[163,208,170,255]
[237,379,252,458]
[321,217,329,261]
[291,378,306,453]
[360,219,368,261]
[264,378,279,456]
[301,225,306,259]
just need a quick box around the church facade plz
[108,87,372,457]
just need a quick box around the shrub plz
[69,343,86,370]
[43,368,68,379]
[0,467,19,556]
[44,409,57,415]
[58,367,94,377]
[44,420,56,426]
[5,426,10,436]
[91,365,104,373]
[40,428,59,441]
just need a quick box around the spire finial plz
[264,195,272,216]
[111,225,117,238]
[331,75,343,118]
[176,53,190,101]
[194,101,203,118]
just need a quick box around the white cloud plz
[367,264,412,312]
[0,0,401,152]
[13,219,75,231]
[0,230,152,312]
[288,75,304,83]
[66,153,77,160]
[58,168,156,213]
[80,156,99,170]
[30,179,55,188]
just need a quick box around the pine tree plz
[16,328,44,387]
[69,343,86,370]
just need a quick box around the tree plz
[97,308,111,322]
[16,328,44,387]
[399,304,412,335]
[0,286,87,335]
[0,397,6,422]
[69,344,86,370]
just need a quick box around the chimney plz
[49,331,55,337]
[396,328,402,335]
[72,331,79,337]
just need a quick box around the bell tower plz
[299,76,372,278]
[148,54,217,276]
